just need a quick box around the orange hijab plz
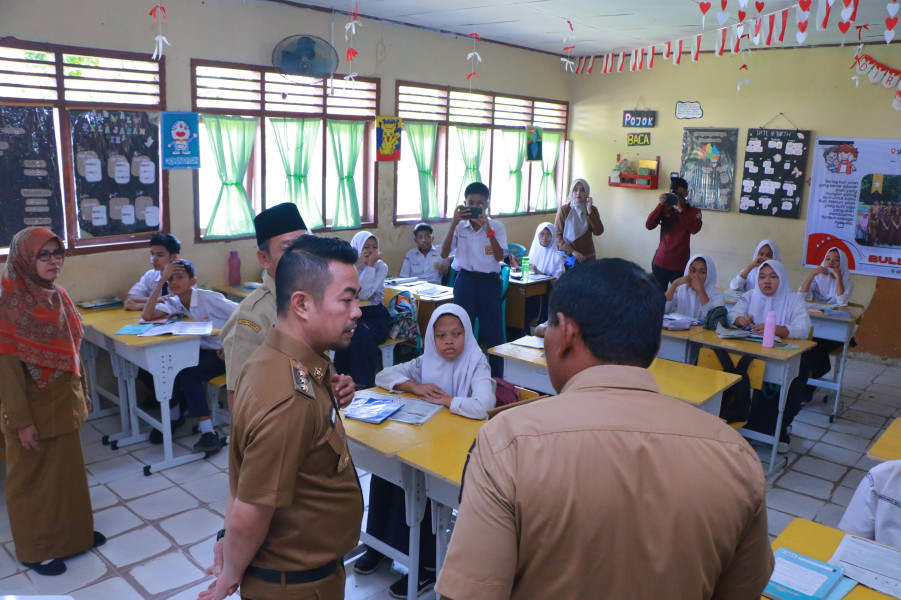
[0,227,82,387]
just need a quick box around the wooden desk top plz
[87,316,208,348]
[488,342,546,367]
[689,329,816,360]
[212,284,254,299]
[77,306,135,326]
[770,518,890,599]
[868,418,901,462]
[807,305,865,323]
[508,275,554,287]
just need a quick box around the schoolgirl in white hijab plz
[728,259,810,339]
[527,222,565,278]
[799,247,854,305]
[350,231,389,304]
[375,304,496,420]
[554,178,604,263]
[729,239,781,292]
[664,254,724,321]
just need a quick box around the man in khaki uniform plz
[436,259,774,600]
[199,236,365,600]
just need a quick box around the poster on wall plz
[679,128,738,211]
[526,127,542,161]
[739,128,811,219]
[805,137,901,280]
[0,105,64,247]
[161,112,200,169]
[70,109,160,238]
[375,116,402,162]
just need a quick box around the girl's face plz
[35,238,64,283]
[433,314,465,361]
[757,265,780,296]
[756,244,773,262]
[688,258,707,286]
[538,228,552,247]
[572,182,587,201]
[362,237,378,257]
[823,250,841,270]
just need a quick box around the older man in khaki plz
[436,259,774,600]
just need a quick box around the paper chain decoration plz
[149,5,170,61]
[345,2,361,87]
[466,33,481,87]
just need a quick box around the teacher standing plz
[555,178,604,264]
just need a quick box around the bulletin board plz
[70,109,160,238]
[739,128,810,219]
[0,105,64,247]
[679,128,738,211]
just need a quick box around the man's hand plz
[18,425,38,450]
[197,561,241,600]
[572,250,586,263]
[451,205,469,224]
[331,374,355,408]
[476,211,489,230]
[160,261,185,285]
[658,193,669,206]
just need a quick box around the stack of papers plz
[830,534,901,599]
[386,277,421,285]
[764,548,855,600]
[511,335,544,349]
[663,313,699,330]
[345,397,403,424]
[349,391,443,426]
[715,323,782,344]
[136,321,213,337]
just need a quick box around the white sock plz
[198,419,214,434]
[169,405,181,420]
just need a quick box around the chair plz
[507,243,526,266]
[204,373,231,427]
[696,347,765,430]
[487,386,548,418]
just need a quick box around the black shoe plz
[93,531,106,548]
[149,414,185,445]
[193,431,222,453]
[388,571,436,599]
[23,558,66,576]
[353,550,387,575]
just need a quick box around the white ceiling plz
[267,0,895,55]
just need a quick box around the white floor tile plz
[161,457,222,485]
[162,577,217,600]
[765,488,825,520]
[89,484,119,511]
[839,468,868,490]
[89,415,128,435]
[814,503,847,529]
[0,572,37,594]
[841,409,887,428]
[180,472,230,504]
[863,382,901,397]
[70,575,145,600]
[790,456,848,482]
[794,409,833,428]
[186,534,216,569]
[87,454,147,484]
[26,550,109,595]
[766,508,795,538]
[775,472,834,500]
[130,551,206,596]
[828,419,882,439]
[830,486,855,508]
[0,512,12,544]
[849,399,897,417]
[0,544,20,579]
[107,470,175,501]
[206,446,230,470]
[208,498,228,517]
[821,431,872,453]
[98,526,173,568]
[82,440,119,465]
[158,508,223,546]
[128,487,200,521]
[130,443,200,468]
[93,506,143,538]
[790,421,826,441]
[808,442,862,467]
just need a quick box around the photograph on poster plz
[855,174,901,248]
[679,128,738,211]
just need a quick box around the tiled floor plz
[0,355,899,599]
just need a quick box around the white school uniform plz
[128,268,162,298]
[729,239,782,292]
[448,218,507,274]
[664,253,724,321]
[527,222,565,279]
[374,304,496,420]
[155,287,238,350]
[400,246,443,284]
[839,460,901,550]
[351,232,389,304]
[800,247,854,306]
[727,259,811,340]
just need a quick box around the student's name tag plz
[433,262,439,269]
[484,245,492,255]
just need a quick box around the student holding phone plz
[441,182,507,377]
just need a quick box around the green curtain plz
[536,130,562,211]
[455,126,487,205]
[406,121,438,220]
[203,115,258,239]
[502,129,528,214]
[328,119,364,229]
[269,117,323,229]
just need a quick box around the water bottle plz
[762,310,777,348]
[228,251,241,286]
[521,256,530,281]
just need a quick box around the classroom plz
[1,0,901,598]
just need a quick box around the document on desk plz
[511,335,544,349]
[830,534,901,599]
[354,391,442,426]
[714,323,782,343]
[136,321,213,337]
[764,548,852,600]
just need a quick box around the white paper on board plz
[114,160,130,184]
[120,204,135,225]
[139,161,156,184]
[84,157,102,182]
[91,205,108,226]
[144,206,159,227]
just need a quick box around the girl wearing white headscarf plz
[350,231,389,304]
[375,303,496,420]
[799,247,854,305]
[664,254,724,321]
[554,178,604,264]
[729,239,781,292]
[527,222,565,279]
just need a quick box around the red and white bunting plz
[717,27,729,55]
[617,51,626,72]
[816,0,832,31]
[647,45,656,69]
[673,39,684,65]
[779,8,789,42]
[603,53,615,73]
[691,34,702,61]
[664,41,673,59]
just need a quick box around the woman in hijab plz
[357,305,497,596]
[524,222,565,332]
[729,239,781,292]
[332,231,392,388]
[0,227,104,576]
[728,260,812,453]
[554,178,604,265]
[664,254,724,321]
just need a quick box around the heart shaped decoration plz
[888,16,899,30]
[889,3,900,18]
[826,0,835,5]
[796,7,810,20]
[840,6,854,21]
[722,0,728,9]
[755,1,765,11]
[799,0,812,10]
[736,23,745,37]
[838,20,851,34]
[700,1,712,14]
[739,10,747,21]
[755,17,763,34]
[888,29,897,43]
[796,30,808,43]
[798,20,809,33]
[842,0,851,6]
[717,10,730,25]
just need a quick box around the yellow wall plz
[569,44,901,307]
[1,0,567,299]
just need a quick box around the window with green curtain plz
[269,117,323,229]
[328,119,364,229]
[501,129,527,214]
[406,121,438,220]
[536,130,562,211]
[456,126,487,205]
[203,114,258,239]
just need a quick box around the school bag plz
[713,348,755,424]
[387,290,420,346]
[704,305,729,330]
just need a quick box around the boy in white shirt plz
[124,233,180,310]
[142,259,238,453]
[400,223,450,285]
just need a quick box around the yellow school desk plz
[771,518,891,599]
[659,325,704,363]
[805,305,864,423]
[505,275,554,331]
[487,341,740,416]
[868,418,901,462]
[212,283,254,302]
[688,329,816,474]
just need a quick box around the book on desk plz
[764,547,855,600]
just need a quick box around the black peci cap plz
[254,203,307,247]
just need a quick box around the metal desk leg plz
[101,350,134,446]
[402,465,427,599]
[82,341,120,421]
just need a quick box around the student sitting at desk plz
[839,460,901,550]
[729,239,780,293]
[527,222,565,278]
[664,254,724,321]
[333,232,392,388]
[142,259,238,453]
[356,304,496,597]
[124,232,180,310]
[728,260,811,452]
[400,222,450,285]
